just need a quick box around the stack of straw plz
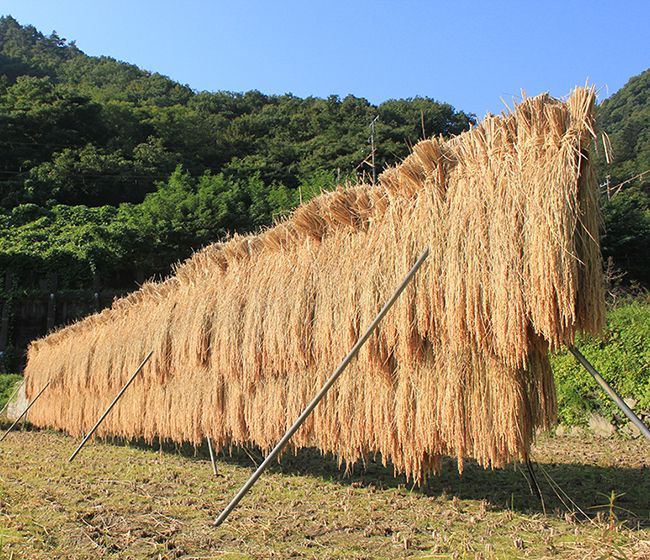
[24,88,604,481]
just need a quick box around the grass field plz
[0,430,647,559]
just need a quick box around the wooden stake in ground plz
[0,381,50,442]
[214,247,430,527]
[68,351,153,462]
[207,437,218,476]
[569,346,650,442]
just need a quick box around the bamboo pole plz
[569,346,650,442]
[207,437,218,477]
[68,350,153,462]
[0,381,50,442]
[214,247,430,527]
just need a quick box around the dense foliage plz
[551,300,650,426]
[0,16,476,287]
[597,69,650,285]
[0,373,21,412]
[0,169,333,286]
[1,16,648,289]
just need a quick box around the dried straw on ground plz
[24,88,604,482]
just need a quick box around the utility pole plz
[369,116,379,185]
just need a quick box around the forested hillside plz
[0,16,648,370]
[597,69,650,284]
[0,16,474,288]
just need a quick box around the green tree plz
[597,69,650,284]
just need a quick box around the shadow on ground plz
[3,421,644,528]
[112,435,650,529]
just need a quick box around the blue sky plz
[1,1,648,117]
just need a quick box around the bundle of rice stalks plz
[24,88,604,482]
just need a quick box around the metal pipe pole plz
[0,381,50,442]
[569,345,650,442]
[214,247,430,527]
[207,437,218,477]
[68,350,153,462]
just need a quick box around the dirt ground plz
[0,429,647,559]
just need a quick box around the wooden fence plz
[0,271,125,371]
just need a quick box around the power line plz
[600,168,649,199]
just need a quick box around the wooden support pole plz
[0,271,12,354]
[68,351,153,462]
[46,292,56,333]
[569,346,650,442]
[207,437,218,477]
[214,247,430,527]
[0,381,50,442]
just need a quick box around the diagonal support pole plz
[0,381,51,442]
[569,346,650,442]
[214,247,430,527]
[68,350,153,462]
[207,437,219,477]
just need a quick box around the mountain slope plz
[597,69,650,285]
[0,15,474,210]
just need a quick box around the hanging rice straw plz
[23,88,604,482]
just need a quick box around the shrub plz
[0,374,22,412]
[551,299,650,426]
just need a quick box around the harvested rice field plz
[0,430,647,559]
